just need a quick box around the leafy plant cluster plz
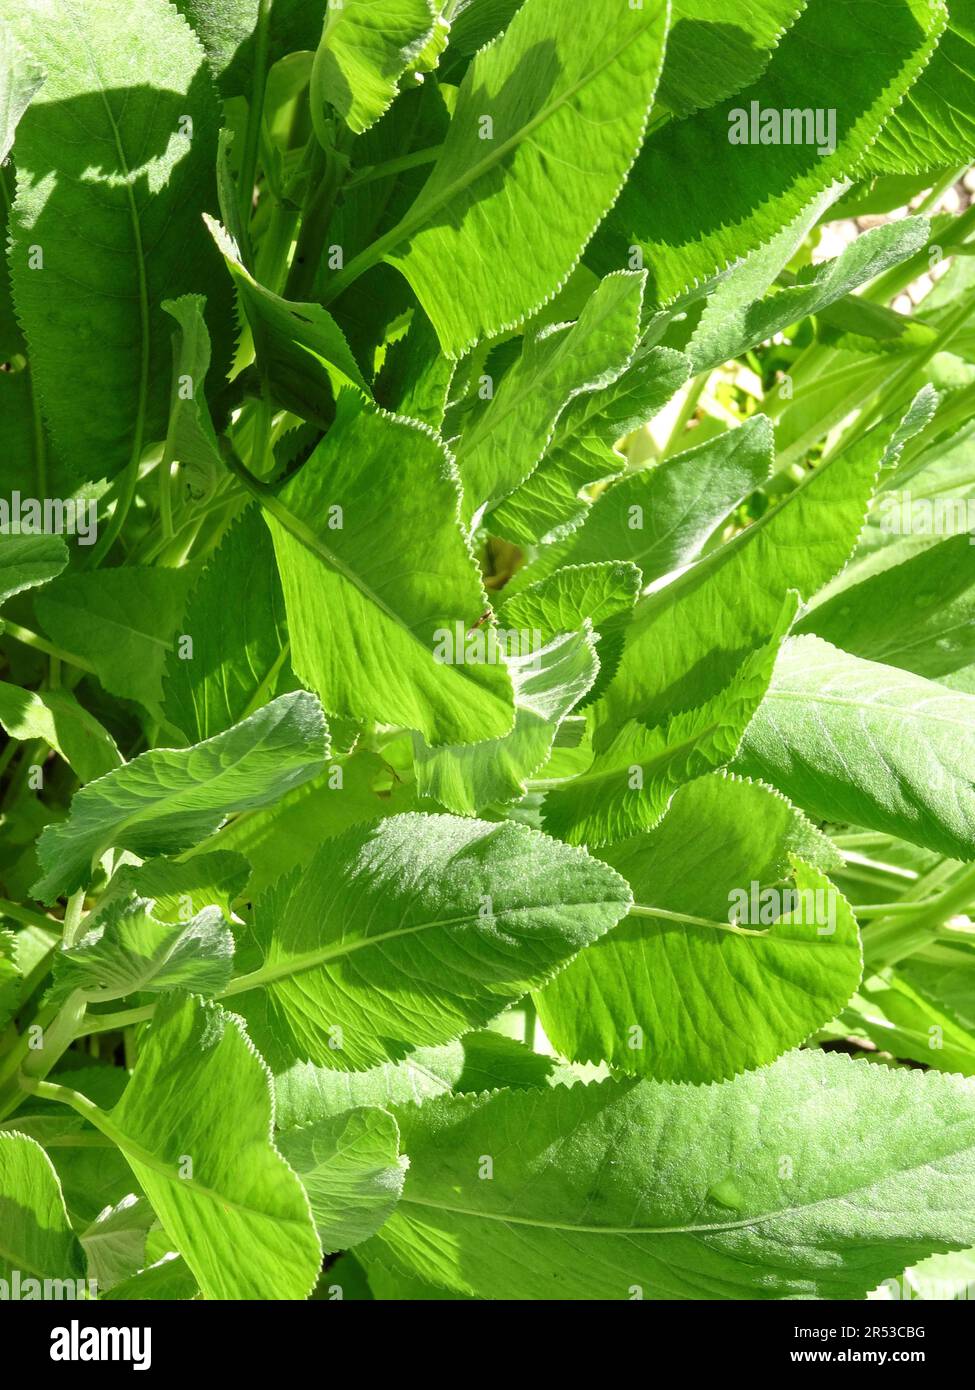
[3,0,975,1302]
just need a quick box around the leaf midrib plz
[223,897,621,998]
[322,5,664,306]
[399,1144,971,1237]
[394,16,659,245]
[768,682,975,734]
[76,699,318,864]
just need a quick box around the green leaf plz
[160,296,225,504]
[277,1107,408,1249]
[736,635,975,861]
[441,0,523,81]
[0,1131,85,1286]
[36,566,197,719]
[100,851,250,926]
[208,217,369,425]
[688,217,932,373]
[0,532,67,607]
[264,395,515,746]
[856,939,975,1077]
[228,811,633,1070]
[311,0,436,138]
[174,0,326,99]
[79,1195,155,1293]
[96,993,322,1299]
[53,896,235,1003]
[0,682,121,782]
[799,534,975,681]
[657,0,806,119]
[490,345,692,546]
[597,416,882,732]
[2,0,231,481]
[537,774,860,1082]
[414,627,599,815]
[376,304,455,429]
[867,0,975,173]
[541,603,795,847]
[592,0,944,305]
[162,507,295,743]
[497,561,642,640]
[32,691,329,903]
[102,1251,199,1301]
[196,750,421,899]
[456,271,645,526]
[376,0,670,357]
[274,1031,554,1131]
[0,19,42,163]
[557,414,774,583]
[365,1051,975,1299]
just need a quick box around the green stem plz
[822,283,975,468]
[61,888,87,949]
[20,1077,119,1140]
[285,132,353,302]
[1,622,95,674]
[0,898,59,932]
[86,454,141,567]
[865,202,975,306]
[81,1004,155,1037]
[661,371,710,457]
[157,447,175,543]
[629,903,769,939]
[344,143,444,191]
[915,166,966,216]
[255,200,300,296]
[522,997,536,1049]
[0,996,58,1121]
[853,899,946,917]
[238,0,273,238]
[20,991,87,1081]
[863,862,975,972]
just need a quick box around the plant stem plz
[255,201,299,296]
[285,131,354,302]
[0,898,60,932]
[863,862,975,972]
[629,903,769,938]
[344,143,444,191]
[237,0,273,238]
[61,888,87,949]
[157,448,175,542]
[20,990,87,1081]
[81,1004,156,1036]
[661,371,710,457]
[86,454,142,567]
[1,622,96,674]
[522,997,536,1048]
[853,899,946,917]
[20,1076,112,1132]
[915,165,966,216]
